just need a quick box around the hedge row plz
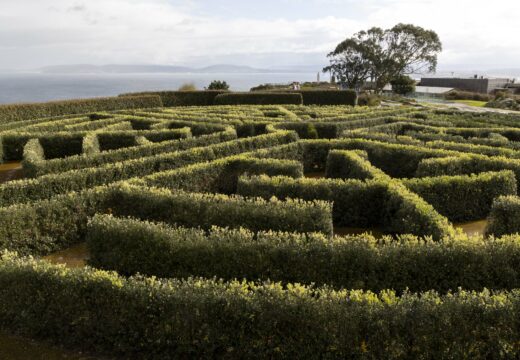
[0,179,331,255]
[416,154,520,192]
[0,130,298,206]
[402,170,517,222]
[141,155,304,194]
[325,150,385,180]
[486,196,520,237]
[297,90,357,106]
[119,90,227,106]
[0,95,162,124]
[28,127,237,176]
[214,93,303,105]
[88,215,520,292]
[1,252,518,358]
[1,127,193,162]
[105,183,333,235]
[237,175,454,240]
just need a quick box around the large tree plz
[324,24,442,93]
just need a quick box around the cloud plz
[0,0,518,69]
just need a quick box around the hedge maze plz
[1,100,520,358]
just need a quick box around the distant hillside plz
[39,64,292,74]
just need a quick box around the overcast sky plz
[0,0,519,71]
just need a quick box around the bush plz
[207,80,230,90]
[444,90,492,102]
[390,75,416,95]
[403,170,517,222]
[214,93,303,105]
[88,215,520,292]
[81,133,101,156]
[357,93,381,106]
[486,196,520,237]
[178,83,197,91]
[119,91,227,107]
[0,252,518,359]
[0,95,162,124]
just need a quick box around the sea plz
[0,72,318,104]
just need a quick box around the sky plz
[0,0,519,72]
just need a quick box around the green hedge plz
[237,175,453,239]
[214,93,303,105]
[105,183,333,235]
[0,252,518,359]
[486,196,520,237]
[0,95,162,123]
[81,133,100,156]
[1,132,85,161]
[119,90,227,106]
[0,130,297,206]
[403,170,517,222]
[416,154,520,192]
[325,150,385,180]
[143,155,303,194]
[297,90,357,106]
[29,127,237,176]
[88,215,520,292]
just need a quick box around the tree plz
[390,75,416,95]
[324,24,441,93]
[208,80,230,90]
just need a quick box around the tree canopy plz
[324,24,442,93]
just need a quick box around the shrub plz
[88,215,520,292]
[178,83,197,91]
[357,93,381,106]
[207,80,230,90]
[81,133,100,156]
[0,252,518,358]
[214,93,303,105]
[486,196,520,237]
[0,95,162,124]
[403,171,517,222]
[390,75,416,95]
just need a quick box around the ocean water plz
[0,72,318,104]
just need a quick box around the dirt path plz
[0,162,24,183]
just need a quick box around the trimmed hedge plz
[0,130,297,206]
[142,155,303,194]
[297,90,357,106]
[88,215,520,292]
[486,196,520,237]
[81,133,100,156]
[105,183,333,236]
[119,90,227,107]
[402,170,517,222]
[0,95,162,123]
[214,93,303,105]
[325,150,385,180]
[237,175,454,239]
[0,252,519,358]
[28,127,237,176]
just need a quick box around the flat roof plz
[414,86,454,94]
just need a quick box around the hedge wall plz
[214,93,303,106]
[402,170,517,222]
[28,127,237,176]
[237,175,454,239]
[0,95,162,124]
[486,195,520,237]
[105,183,333,235]
[325,150,385,180]
[0,130,297,206]
[0,252,518,358]
[119,90,227,107]
[88,215,520,292]
[297,90,357,106]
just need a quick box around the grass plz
[451,99,487,107]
